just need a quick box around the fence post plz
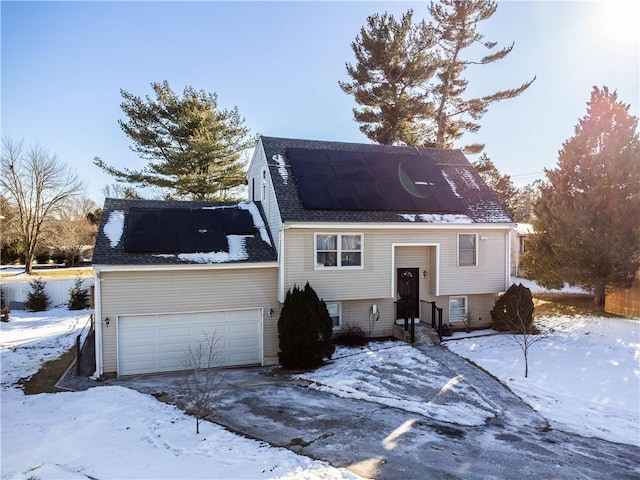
[75,334,81,376]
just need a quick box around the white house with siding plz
[92,136,514,378]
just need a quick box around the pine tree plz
[429,0,535,153]
[340,1,535,151]
[525,86,640,306]
[26,278,50,312]
[94,81,254,201]
[278,282,335,369]
[339,10,438,145]
[68,278,90,310]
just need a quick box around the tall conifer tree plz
[94,81,253,200]
[429,0,535,153]
[525,86,640,306]
[339,10,438,145]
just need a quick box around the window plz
[315,233,363,268]
[326,302,342,330]
[458,233,477,266]
[261,170,267,201]
[449,296,467,323]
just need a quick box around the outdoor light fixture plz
[105,317,110,327]
[268,308,274,317]
[480,236,489,241]
[422,270,428,278]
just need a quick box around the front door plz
[397,268,419,320]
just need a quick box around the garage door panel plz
[118,309,262,375]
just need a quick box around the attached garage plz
[118,308,263,376]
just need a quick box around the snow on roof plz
[459,169,480,190]
[272,154,288,184]
[103,211,125,248]
[177,235,249,264]
[399,213,473,223]
[441,171,461,198]
[238,201,272,246]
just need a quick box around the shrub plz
[278,282,335,369]
[68,278,90,310]
[490,283,534,332]
[333,323,368,346]
[26,278,50,312]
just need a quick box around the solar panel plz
[287,148,465,213]
[123,207,255,254]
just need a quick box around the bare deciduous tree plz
[1,139,84,273]
[180,332,220,434]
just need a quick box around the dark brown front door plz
[397,268,419,319]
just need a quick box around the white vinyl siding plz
[458,233,477,266]
[315,233,363,269]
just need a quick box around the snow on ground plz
[2,307,638,479]
[296,341,498,426]
[511,276,589,294]
[445,315,640,446]
[0,309,359,480]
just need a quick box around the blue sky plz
[2,1,638,205]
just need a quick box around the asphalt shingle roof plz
[93,198,277,266]
[259,136,513,224]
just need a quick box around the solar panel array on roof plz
[287,148,465,212]
[124,207,254,253]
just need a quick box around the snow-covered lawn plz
[2,308,638,479]
[445,315,640,447]
[0,308,359,480]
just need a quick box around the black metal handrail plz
[422,300,444,340]
[394,300,416,343]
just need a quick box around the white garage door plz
[118,309,262,376]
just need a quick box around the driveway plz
[112,345,639,479]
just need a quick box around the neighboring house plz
[93,136,514,377]
[605,270,640,318]
[510,223,533,277]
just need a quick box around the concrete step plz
[392,323,441,346]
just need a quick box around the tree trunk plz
[593,282,606,307]
[24,253,33,275]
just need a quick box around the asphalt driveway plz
[112,345,640,479]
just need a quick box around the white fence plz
[1,277,94,309]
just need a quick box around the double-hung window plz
[449,296,467,323]
[326,302,342,330]
[458,233,477,266]
[315,233,363,269]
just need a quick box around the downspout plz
[505,230,512,290]
[278,228,285,303]
[93,269,104,379]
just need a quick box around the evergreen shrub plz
[68,278,90,310]
[490,283,534,332]
[26,278,50,312]
[278,282,335,369]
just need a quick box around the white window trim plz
[314,233,364,270]
[261,169,267,201]
[326,301,342,331]
[449,295,468,324]
[457,233,478,267]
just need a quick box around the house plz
[605,270,640,318]
[93,136,514,377]
[510,223,533,277]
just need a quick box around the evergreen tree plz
[94,81,254,201]
[26,278,50,312]
[341,1,535,152]
[339,10,438,146]
[429,0,535,153]
[278,282,335,369]
[68,278,90,310]
[524,86,640,306]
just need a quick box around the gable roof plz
[93,198,277,267]
[259,136,513,224]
